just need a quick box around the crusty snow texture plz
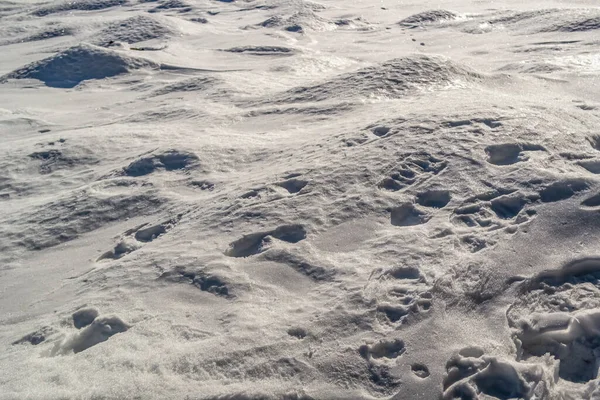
[1,0,600,399]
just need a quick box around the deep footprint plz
[485,143,544,165]
[13,326,55,346]
[225,224,307,257]
[135,223,169,242]
[377,304,409,323]
[581,192,600,207]
[411,363,430,378]
[539,179,589,202]
[378,153,447,192]
[159,268,231,298]
[123,150,199,177]
[385,265,422,280]
[490,194,528,219]
[416,189,451,208]
[390,203,430,227]
[97,240,140,261]
[359,339,405,360]
[276,178,308,194]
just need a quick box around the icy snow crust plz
[1,0,600,398]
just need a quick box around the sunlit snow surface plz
[1,0,600,398]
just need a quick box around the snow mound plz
[150,76,228,97]
[399,9,458,27]
[1,44,159,88]
[148,0,192,13]
[253,10,372,33]
[248,0,325,13]
[254,10,334,33]
[280,0,325,11]
[263,55,480,103]
[499,61,565,74]
[332,16,374,31]
[487,8,600,33]
[489,9,558,26]
[1,188,163,252]
[32,0,127,16]
[24,26,74,42]
[541,9,600,32]
[94,15,174,46]
[0,26,74,46]
[0,1,21,15]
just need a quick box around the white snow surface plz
[1,0,600,398]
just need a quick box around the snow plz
[1,0,600,398]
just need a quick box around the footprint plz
[378,153,447,192]
[225,224,307,258]
[97,239,140,261]
[581,192,600,208]
[359,339,405,360]
[287,327,309,339]
[460,235,490,253]
[240,189,262,199]
[452,204,490,228]
[485,143,521,165]
[159,268,231,298]
[390,203,430,226]
[342,134,369,147]
[560,152,593,161]
[28,143,99,175]
[134,223,169,242]
[13,326,55,346]
[446,118,502,129]
[190,180,215,191]
[378,177,404,191]
[485,143,544,165]
[122,149,199,177]
[411,363,430,378]
[385,265,422,280]
[377,304,409,323]
[370,266,433,325]
[578,160,600,174]
[276,178,308,194]
[416,189,451,208]
[538,179,589,202]
[489,194,528,219]
[451,191,534,231]
[261,248,333,281]
[459,346,485,358]
[372,126,391,137]
[97,219,177,261]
